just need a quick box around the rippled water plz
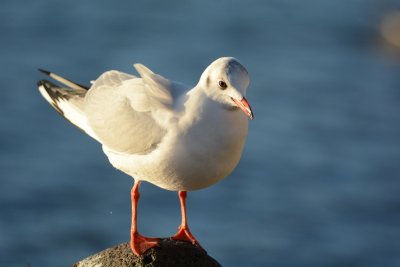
[1,1,400,266]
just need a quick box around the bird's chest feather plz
[171,103,248,181]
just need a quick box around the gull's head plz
[199,57,253,120]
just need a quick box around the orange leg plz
[172,191,202,247]
[130,181,159,256]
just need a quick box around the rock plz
[73,238,222,267]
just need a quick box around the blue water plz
[1,0,400,266]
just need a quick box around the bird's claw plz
[130,232,159,256]
[172,226,203,249]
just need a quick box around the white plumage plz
[38,57,253,191]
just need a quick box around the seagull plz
[37,57,253,256]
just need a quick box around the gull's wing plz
[38,65,187,155]
[84,66,177,154]
[38,76,101,142]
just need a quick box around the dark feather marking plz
[227,59,248,76]
[38,69,90,90]
[38,68,50,76]
[38,80,88,134]
[38,80,65,115]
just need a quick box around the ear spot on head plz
[206,76,210,87]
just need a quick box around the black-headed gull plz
[37,57,253,256]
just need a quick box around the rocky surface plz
[73,238,222,267]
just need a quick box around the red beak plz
[231,97,254,120]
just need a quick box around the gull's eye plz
[218,80,227,90]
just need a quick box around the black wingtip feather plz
[38,68,51,76]
[37,79,52,87]
[38,69,90,90]
[37,79,52,88]
[37,79,66,116]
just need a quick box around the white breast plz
[104,96,249,191]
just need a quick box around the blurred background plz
[1,0,400,266]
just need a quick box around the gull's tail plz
[37,70,99,141]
